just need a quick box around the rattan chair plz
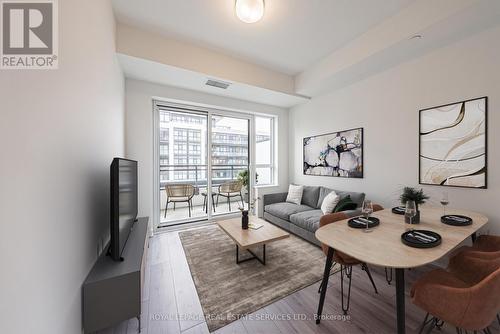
[164,184,195,218]
[216,180,244,212]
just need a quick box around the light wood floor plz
[97,226,500,334]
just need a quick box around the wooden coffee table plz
[217,216,289,265]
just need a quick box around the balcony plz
[160,164,249,225]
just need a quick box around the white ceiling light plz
[235,0,265,24]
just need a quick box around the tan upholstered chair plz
[451,235,500,259]
[447,234,500,328]
[165,184,195,218]
[317,204,384,314]
[411,253,500,333]
[216,180,243,211]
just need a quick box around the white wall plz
[124,79,289,223]
[0,1,124,333]
[290,26,500,235]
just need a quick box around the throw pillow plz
[333,195,357,212]
[320,191,340,214]
[286,184,303,205]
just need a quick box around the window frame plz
[254,115,276,187]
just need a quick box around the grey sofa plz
[263,186,365,246]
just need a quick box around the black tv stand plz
[106,245,124,262]
[83,217,149,333]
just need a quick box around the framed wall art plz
[419,96,487,188]
[303,127,363,178]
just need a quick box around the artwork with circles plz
[303,128,363,178]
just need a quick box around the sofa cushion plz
[301,185,320,208]
[321,191,340,214]
[289,209,323,233]
[286,184,303,205]
[337,190,365,207]
[334,195,357,212]
[317,186,365,208]
[264,202,313,221]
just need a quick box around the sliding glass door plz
[158,107,209,225]
[156,104,251,227]
[211,114,249,216]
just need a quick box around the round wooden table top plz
[315,207,488,268]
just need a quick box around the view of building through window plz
[159,110,274,186]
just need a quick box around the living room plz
[1,1,499,334]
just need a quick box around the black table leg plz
[395,268,406,334]
[236,244,266,265]
[471,232,477,243]
[316,247,334,324]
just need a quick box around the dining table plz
[314,206,489,334]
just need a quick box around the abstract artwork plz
[303,128,363,178]
[419,97,487,188]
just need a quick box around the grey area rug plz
[179,225,332,332]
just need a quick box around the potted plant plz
[237,170,259,203]
[399,187,429,224]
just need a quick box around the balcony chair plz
[317,205,384,315]
[216,180,244,212]
[411,252,500,333]
[164,184,195,218]
[201,190,216,213]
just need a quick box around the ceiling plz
[117,54,309,108]
[112,0,415,75]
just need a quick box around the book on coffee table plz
[248,223,263,230]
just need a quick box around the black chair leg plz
[227,195,231,211]
[164,201,169,218]
[418,313,430,334]
[188,200,191,217]
[385,267,393,285]
[216,194,219,207]
[362,263,378,294]
[202,196,206,212]
[173,202,176,211]
[340,265,353,315]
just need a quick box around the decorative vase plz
[241,210,249,229]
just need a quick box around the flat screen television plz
[108,158,138,261]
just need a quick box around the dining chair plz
[165,184,195,218]
[216,180,244,212]
[447,235,500,327]
[411,253,500,333]
[317,209,381,315]
[451,234,500,258]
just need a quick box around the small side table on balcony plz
[201,191,216,213]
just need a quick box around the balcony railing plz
[159,164,248,190]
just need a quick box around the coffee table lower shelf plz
[236,244,266,265]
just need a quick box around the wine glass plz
[405,200,417,225]
[362,200,374,233]
[440,192,449,216]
